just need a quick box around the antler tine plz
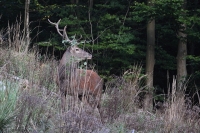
[77,35,82,41]
[63,25,70,41]
[48,19,63,37]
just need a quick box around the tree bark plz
[177,0,187,89]
[144,0,155,111]
[177,23,187,89]
[89,0,93,9]
[24,0,30,53]
[144,18,155,111]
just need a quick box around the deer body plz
[57,46,103,109]
[49,19,103,110]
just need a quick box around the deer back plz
[74,69,103,96]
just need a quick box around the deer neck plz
[58,51,79,79]
[60,51,80,67]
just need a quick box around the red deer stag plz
[48,19,103,110]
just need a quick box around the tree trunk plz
[89,0,93,9]
[144,18,155,111]
[24,0,30,53]
[177,0,187,90]
[177,23,187,89]
[144,0,155,111]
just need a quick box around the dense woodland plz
[1,0,200,106]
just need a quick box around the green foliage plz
[155,46,176,70]
[187,55,200,65]
[132,1,156,20]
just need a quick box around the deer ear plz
[70,46,77,54]
[69,47,74,53]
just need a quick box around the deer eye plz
[75,48,79,51]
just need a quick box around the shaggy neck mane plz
[58,48,79,80]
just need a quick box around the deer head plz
[65,45,92,63]
[48,19,91,63]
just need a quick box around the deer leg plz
[97,93,102,110]
[78,94,83,101]
[61,92,66,113]
[79,94,90,108]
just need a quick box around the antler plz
[48,19,87,45]
[48,19,70,41]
